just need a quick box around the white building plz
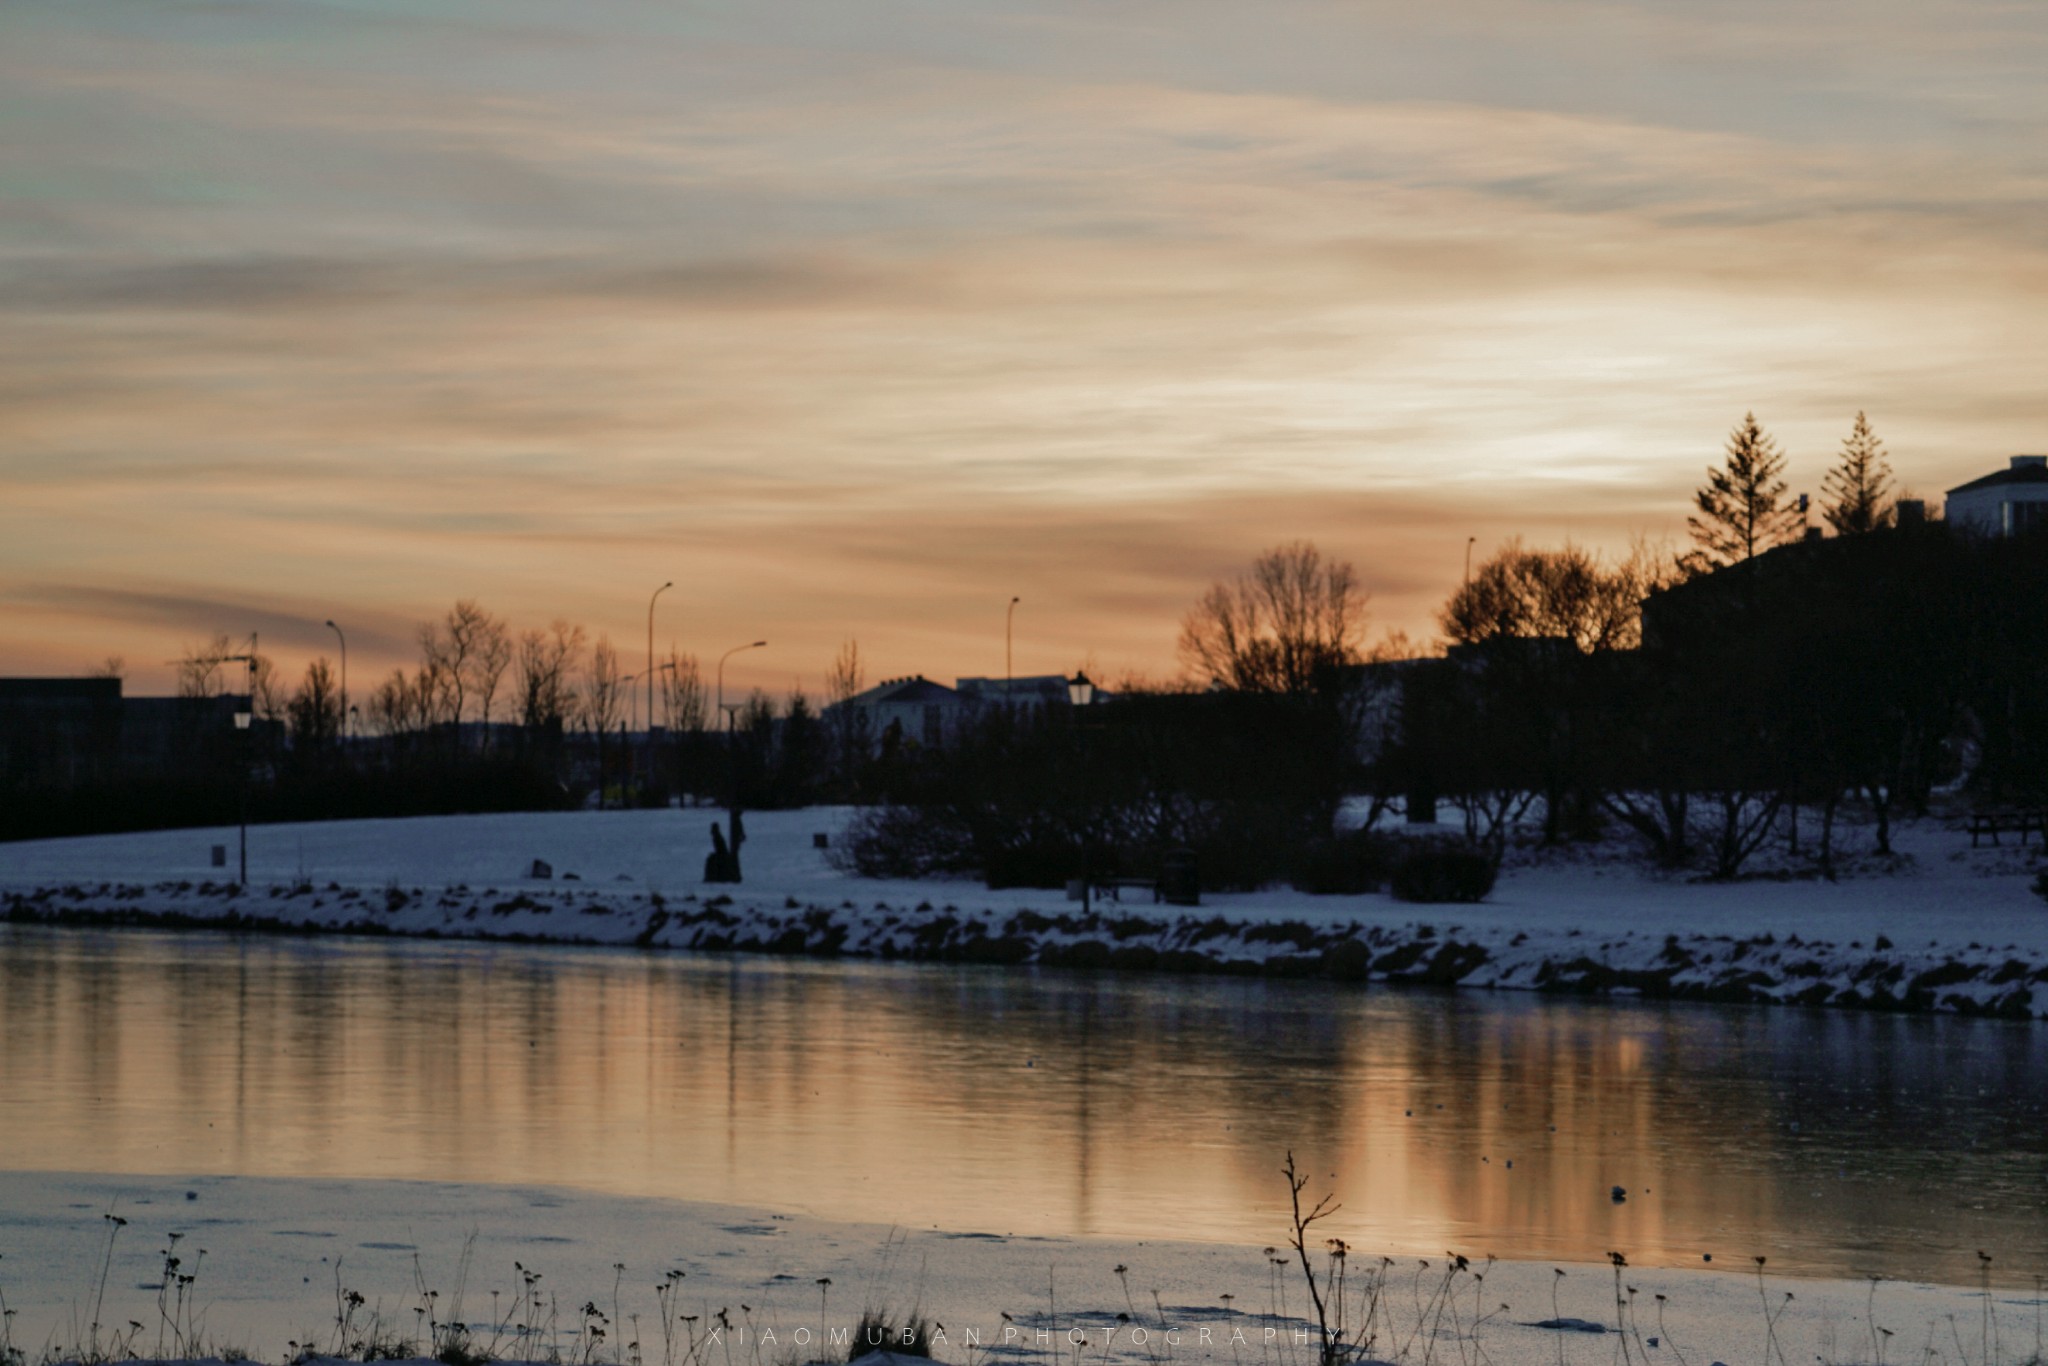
[953,674,1079,717]
[824,675,965,751]
[1946,455,2048,537]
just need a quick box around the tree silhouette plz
[1178,541,1366,696]
[1821,410,1894,536]
[1684,413,1800,574]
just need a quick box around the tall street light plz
[1066,671,1096,913]
[233,699,252,885]
[1006,596,1021,706]
[646,580,672,746]
[716,640,768,732]
[324,619,347,743]
[213,643,259,887]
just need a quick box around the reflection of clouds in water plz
[0,928,2043,1286]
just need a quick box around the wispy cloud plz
[2,0,2046,691]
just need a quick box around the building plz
[0,678,281,790]
[821,672,1098,754]
[0,677,122,788]
[826,675,968,751]
[953,673,1081,717]
[1946,455,2048,537]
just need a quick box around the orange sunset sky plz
[4,0,2047,699]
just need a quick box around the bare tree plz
[177,634,234,698]
[368,667,432,738]
[825,638,871,793]
[1684,413,1800,574]
[251,653,287,722]
[418,599,496,728]
[288,658,343,753]
[87,655,125,680]
[467,608,513,742]
[660,649,707,733]
[1178,541,1367,696]
[582,636,624,736]
[1821,411,1895,536]
[827,638,865,709]
[517,620,586,730]
[1441,539,1669,655]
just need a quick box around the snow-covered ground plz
[0,807,2043,1017]
[1,807,2045,1019]
[4,1170,2043,1366]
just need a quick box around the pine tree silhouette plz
[1821,410,1894,536]
[1684,413,1800,574]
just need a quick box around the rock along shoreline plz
[6,876,2043,1019]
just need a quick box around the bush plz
[847,1310,935,1361]
[983,841,1079,890]
[831,804,974,879]
[2034,868,2048,904]
[1389,846,1496,903]
[1291,828,1398,894]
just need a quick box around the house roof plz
[838,675,959,708]
[1948,459,2048,497]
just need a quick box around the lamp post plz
[1464,536,1476,587]
[324,619,347,744]
[1006,596,1021,706]
[646,581,672,782]
[233,698,252,886]
[1067,670,1096,913]
[716,640,768,733]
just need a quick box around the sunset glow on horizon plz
[6,0,2048,696]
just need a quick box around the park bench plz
[1089,874,1162,903]
[1968,807,2046,847]
[1075,849,1200,907]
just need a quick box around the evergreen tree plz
[1684,413,1799,574]
[1821,410,1894,536]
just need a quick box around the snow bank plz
[1,808,2043,1018]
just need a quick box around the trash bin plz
[1159,848,1200,906]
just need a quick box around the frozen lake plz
[2,922,2045,1290]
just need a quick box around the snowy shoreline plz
[3,1171,2044,1366]
[2,808,2044,1019]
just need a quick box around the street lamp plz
[324,619,347,743]
[1067,671,1096,912]
[716,640,768,732]
[233,700,252,886]
[646,581,672,770]
[1006,596,1021,706]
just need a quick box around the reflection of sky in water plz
[1,925,2043,1286]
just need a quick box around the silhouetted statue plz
[703,809,747,884]
[704,821,737,883]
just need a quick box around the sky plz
[4,0,2048,700]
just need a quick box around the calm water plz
[1,925,2044,1286]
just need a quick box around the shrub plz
[1390,846,1496,903]
[2034,868,2048,904]
[1291,828,1398,894]
[983,841,1080,890]
[831,805,975,879]
[847,1310,935,1361]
